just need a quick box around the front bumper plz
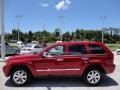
[3,63,11,77]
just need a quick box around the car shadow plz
[5,75,118,87]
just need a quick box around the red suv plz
[3,42,115,86]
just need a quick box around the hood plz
[7,53,39,61]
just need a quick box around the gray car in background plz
[0,44,20,56]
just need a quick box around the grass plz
[106,44,120,51]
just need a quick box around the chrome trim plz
[36,68,80,72]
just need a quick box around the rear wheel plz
[10,68,31,86]
[83,68,101,85]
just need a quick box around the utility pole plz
[59,16,65,41]
[16,15,22,41]
[100,16,107,43]
[42,24,45,43]
[0,0,5,61]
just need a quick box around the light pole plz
[42,24,45,43]
[59,16,65,41]
[0,0,5,61]
[16,15,22,41]
[100,16,107,43]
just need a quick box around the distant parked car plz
[20,44,43,54]
[116,49,120,55]
[16,41,24,49]
[0,44,20,56]
[31,41,39,44]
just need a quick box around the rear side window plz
[88,44,106,54]
[69,44,87,55]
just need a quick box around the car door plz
[63,44,88,75]
[32,45,67,76]
[86,44,108,63]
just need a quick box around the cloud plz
[40,3,49,7]
[55,0,71,10]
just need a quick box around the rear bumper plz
[105,64,116,74]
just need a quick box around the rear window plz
[88,44,106,54]
[68,44,87,55]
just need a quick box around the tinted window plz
[69,44,87,55]
[88,44,106,54]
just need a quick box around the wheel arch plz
[82,64,106,76]
[8,64,33,77]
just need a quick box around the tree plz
[4,27,120,44]
[63,32,71,41]
[28,30,33,42]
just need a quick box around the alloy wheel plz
[13,70,27,85]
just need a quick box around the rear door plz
[86,43,108,63]
[63,44,88,75]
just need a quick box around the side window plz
[47,45,64,56]
[88,44,106,54]
[69,44,87,55]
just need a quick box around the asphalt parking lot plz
[0,52,120,90]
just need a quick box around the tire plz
[10,67,31,86]
[83,68,102,85]
[117,51,120,55]
[16,50,20,55]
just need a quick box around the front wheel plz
[10,68,31,86]
[83,69,101,85]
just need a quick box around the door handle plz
[82,57,89,60]
[56,58,64,62]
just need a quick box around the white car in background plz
[16,41,24,49]
[20,44,43,54]
[116,49,120,55]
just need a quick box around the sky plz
[4,0,120,33]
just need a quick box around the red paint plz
[3,42,115,77]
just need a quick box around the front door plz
[32,45,67,76]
